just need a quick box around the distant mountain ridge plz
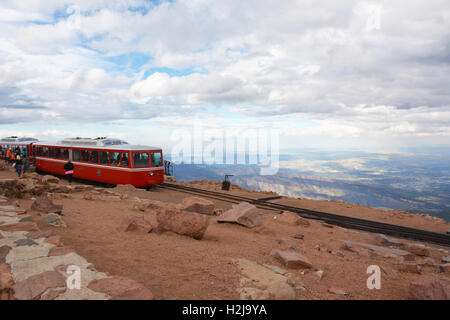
[168,157,450,222]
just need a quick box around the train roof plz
[0,136,39,143]
[34,137,161,151]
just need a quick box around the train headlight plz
[150,172,154,176]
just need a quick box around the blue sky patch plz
[104,52,151,73]
[143,66,206,79]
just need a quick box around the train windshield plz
[151,152,162,167]
[133,152,149,168]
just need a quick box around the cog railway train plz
[0,136,164,188]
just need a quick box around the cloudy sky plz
[0,0,449,152]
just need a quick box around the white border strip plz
[35,157,163,172]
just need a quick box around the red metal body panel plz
[34,145,164,187]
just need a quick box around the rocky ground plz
[0,162,449,300]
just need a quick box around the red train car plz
[33,137,164,187]
[0,136,39,159]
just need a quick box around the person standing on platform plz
[15,154,23,177]
[64,159,74,184]
[6,148,11,164]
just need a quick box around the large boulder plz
[156,207,209,240]
[40,175,60,184]
[48,184,72,194]
[277,211,310,227]
[28,184,48,196]
[178,197,215,215]
[0,178,48,198]
[21,172,40,180]
[217,202,262,228]
[15,179,36,194]
[119,213,152,233]
[270,250,313,269]
[31,198,63,214]
[409,275,450,300]
[0,179,24,198]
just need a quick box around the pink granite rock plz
[88,276,153,300]
[12,271,66,300]
[0,263,14,290]
[270,250,313,269]
[178,197,215,215]
[409,275,450,300]
[218,202,262,228]
[157,207,209,240]
[120,213,153,233]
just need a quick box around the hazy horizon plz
[1,1,449,153]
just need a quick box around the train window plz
[151,152,162,167]
[121,152,129,167]
[55,148,61,159]
[110,152,120,166]
[42,147,49,157]
[133,152,149,168]
[37,147,42,156]
[49,148,55,158]
[90,151,99,163]
[100,152,109,165]
[81,150,89,162]
[73,150,80,161]
[62,149,69,161]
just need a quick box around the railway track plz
[159,182,450,247]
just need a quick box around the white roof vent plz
[58,137,129,147]
[1,136,39,142]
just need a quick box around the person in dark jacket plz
[15,154,23,177]
[64,160,74,184]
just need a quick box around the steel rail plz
[159,182,450,246]
[158,183,282,212]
